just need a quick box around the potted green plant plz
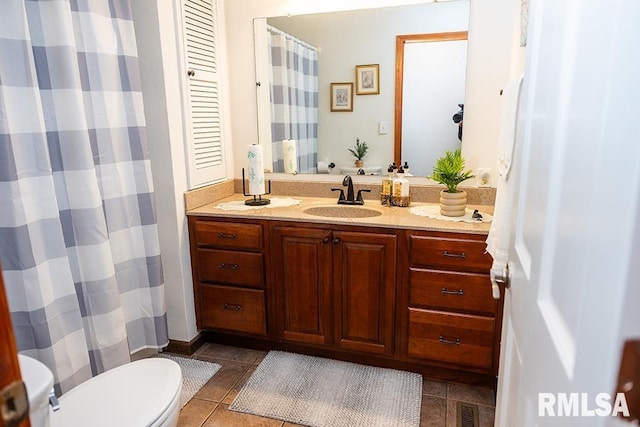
[428,148,475,217]
[347,138,368,168]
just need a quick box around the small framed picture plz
[330,82,353,112]
[355,64,380,95]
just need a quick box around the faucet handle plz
[356,189,371,203]
[331,188,345,201]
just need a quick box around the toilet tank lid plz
[52,358,182,427]
[18,354,54,410]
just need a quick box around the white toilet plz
[18,354,182,427]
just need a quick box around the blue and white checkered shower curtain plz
[0,1,167,394]
[268,26,319,173]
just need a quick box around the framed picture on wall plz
[355,64,380,95]
[330,82,353,112]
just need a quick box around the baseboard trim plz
[164,333,205,356]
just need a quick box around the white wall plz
[463,0,523,183]
[226,0,524,183]
[267,3,469,173]
[132,0,199,342]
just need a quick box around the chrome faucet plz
[331,175,370,205]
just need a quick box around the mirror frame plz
[393,31,469,164]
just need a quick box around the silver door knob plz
[490,263,510,299]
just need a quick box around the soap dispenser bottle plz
[380,166,394,204]
[392,167,410,207]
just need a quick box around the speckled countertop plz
[187,194,493,235]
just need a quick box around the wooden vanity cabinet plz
[401,230,503,375]
[270,224,397,355]
[188,218,268,336]
[188,215,502,386]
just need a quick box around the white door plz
[495,0,640,425]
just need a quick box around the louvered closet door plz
[183,0,226,186]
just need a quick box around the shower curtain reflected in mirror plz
[0,1,167,395]
[268,25,319,173]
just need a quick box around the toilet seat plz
[51,358,182,427]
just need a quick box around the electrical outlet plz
[477,168,491,187]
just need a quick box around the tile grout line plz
[217,362,253,406]
[196,401,219,427]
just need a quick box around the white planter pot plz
[439,190,467,217]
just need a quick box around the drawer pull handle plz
[443,251,466,259]
[441,288,464,296]
[219,263,239,270]
[438,336,461,346]
[217,232,237,239]
[223,303,242,311]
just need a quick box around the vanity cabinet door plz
[272,226,333,345]
[332,231,396,355]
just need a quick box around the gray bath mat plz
[230,350,422,427]
[155,353,221,407]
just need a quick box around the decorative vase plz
[355,160,364,168]
[439,190,467,217]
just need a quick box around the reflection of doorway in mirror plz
[401,39,467,177]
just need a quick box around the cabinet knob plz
[323,237,330,244]
[333,238,340,245]
[187,69,195,77]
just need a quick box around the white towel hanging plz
[486,74,524,298]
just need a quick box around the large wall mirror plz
[253,2,471,176]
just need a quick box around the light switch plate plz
[378,121,389,135]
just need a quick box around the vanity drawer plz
[200,285,267,335]
[195,221,263,250]
[408,308,495,370]
[409,268,496,315]
[409,235,492,272]
[197,249,264,288]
